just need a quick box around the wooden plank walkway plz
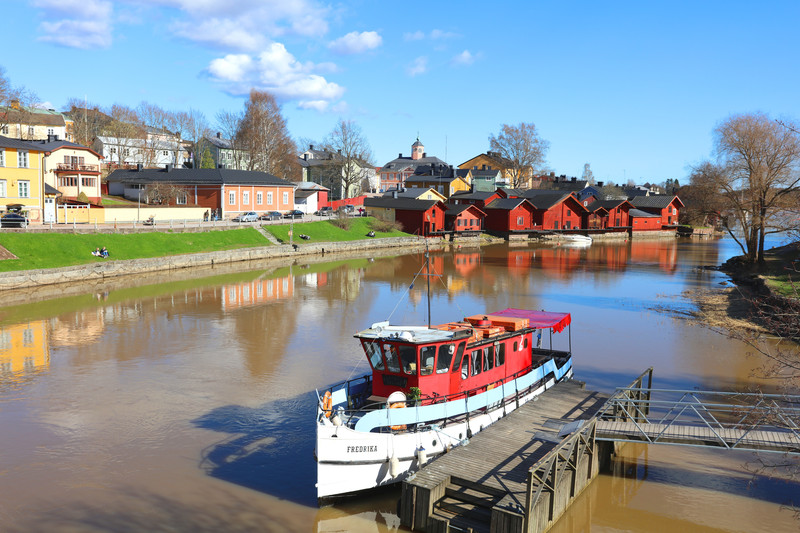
[402,381,609,532]
[596,420,800,453]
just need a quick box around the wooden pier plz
[399,380,612,533]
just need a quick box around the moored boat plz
[315,307,573,501]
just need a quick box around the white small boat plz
[561,234,592,245]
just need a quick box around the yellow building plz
[460,151,535,189]
[403,174,470,199]
[0,135,45,222]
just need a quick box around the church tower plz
[411,137,424,160]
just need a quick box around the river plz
[0,237,797,532]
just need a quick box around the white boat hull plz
[316,365,573,500]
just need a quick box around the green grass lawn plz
[0,228,270,272]
[265,217,409,243]
[101,195,137,206]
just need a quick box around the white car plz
[233,211,259,222]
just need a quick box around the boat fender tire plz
[389,401,406,431]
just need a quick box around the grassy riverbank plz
[265,217,408,243]
[0,228,270,272]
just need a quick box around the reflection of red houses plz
[536,247,583,278]
[221,276,293,310]
[452,252,481,277]
[629,240,678,273]
[585,243,630,271]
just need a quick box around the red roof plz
[490,308,571,333]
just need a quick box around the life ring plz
[389,401,406,431]
[321,390,333,418]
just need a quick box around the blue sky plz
[2,1,799,184]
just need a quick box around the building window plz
[0,180,6,197]
[229,191,235,205]
[81,177,96,187]
[110,147,116,154]
[267,191,273,204]
[242,191,249,205]
[0,149,4,166]
[283,191,289,205]
[0,125,7,134]
[18,150,29,168]
[47,128,54,136]
[18,181,30,198]
[177,193,187,205]
[59,176,78,187]
[27,126,34,136]
[256,192,263,204]
[517,216,523,226]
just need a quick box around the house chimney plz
[218,164,223,169]
[598,181,604,187]
[399,152,403,158]
[136,163,143,171]
[422,152,427,158]
[392,190,398,198]
[216,132,221,138]
[165,163,171,172]
[309,144,314,150]
[571,177,576,182]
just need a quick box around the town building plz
[0,135,46,222]
[197,133,250,170]
[0,104,72,142]
[379,138,447,192]
[105,166,295,220]
[363,197,446,236]
[298,145,375,200]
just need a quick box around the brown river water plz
[0,238,798,532]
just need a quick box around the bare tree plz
[0,67,39,139]
[323,119,373,198]
[581,163,595,185]
[680,162,727,227]
[489,122,549,189]
[237,90,299,180]
[103,104,144,167]
[215,109,247,170]
[697,113,800,263]
[144,181,186,205]
[172,108,209,168]
[64,97,111,146]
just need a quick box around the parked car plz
[233,211,259,222]
[283,210,304,219]
[338,204,355,215]
[260,211,282,221]
[314,206,334,216]
[0,212,28,228]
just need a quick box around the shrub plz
[331,212,352,230]
[370,217,403,233]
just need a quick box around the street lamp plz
[137,188,141,222]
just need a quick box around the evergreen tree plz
[200,147,215,169]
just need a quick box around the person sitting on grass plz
[92,247,101,256]
[101,247,109,258]
[367,231,375,238]
[300,234,310,240]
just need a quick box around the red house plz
[629,208,662,230]
[483,198,535,233]
[448,190,501,209]
[363,197,446,236]
[445,204,485,233]
[630,195,684,226]
[584,199,633,230]
[526,192,588,230]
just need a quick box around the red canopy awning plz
[490,308,571,333]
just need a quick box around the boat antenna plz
[425,241,431,328]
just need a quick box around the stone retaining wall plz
[0,236,436,291]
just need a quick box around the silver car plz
[233,211,259,222]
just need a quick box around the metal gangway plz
[595,369,800,455]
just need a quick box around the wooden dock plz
[400,380,610,533]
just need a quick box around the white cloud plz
[207,43,345,107]
[33,0,113,49]
[406,56,428,77]
[430,29,458,40]
[452,50,476,66]
[328,31,382,55]
[403,30,425,41]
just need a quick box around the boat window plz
[436,343,455,374]
[399,345,417,375]
[365,341,384,370]
[484,346,494,371]
[524,336,528,349]
[452,342,466,374]
[461,349,470,379]
[513,340,519,352]
[496,342,505,366]
[382,343,401,373]
[471,350,482,377]
[420,345,436,376]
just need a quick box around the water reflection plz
[0,237,798,533]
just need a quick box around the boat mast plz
[425,245,431,328]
